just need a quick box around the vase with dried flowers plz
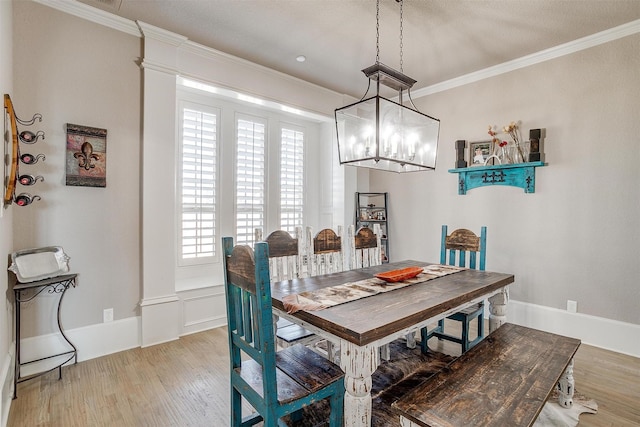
[503,121,527,163]
[487,121,527,164]
[488,126,511,164]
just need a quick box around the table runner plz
[282,264,465,313]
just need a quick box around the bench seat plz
[392,323,581,427]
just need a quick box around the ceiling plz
[77,0,640,99]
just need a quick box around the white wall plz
[371,33,640,328]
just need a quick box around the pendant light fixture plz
[335,0,440,173]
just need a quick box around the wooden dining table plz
[271,260,515,427]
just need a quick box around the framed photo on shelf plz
[469,140,493,166]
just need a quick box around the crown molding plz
[140,59,179,76]
[33,1,640,100]
[33,0,140,37]
[137,21,187,46]
[412,19,640,98]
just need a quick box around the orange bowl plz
[374,266,423,283]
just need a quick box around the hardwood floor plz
[8,323,640,426]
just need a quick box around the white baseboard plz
[16,302,638,365]
[19,316,141,367]
[508,299,640,358]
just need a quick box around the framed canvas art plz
[65,123,107,187]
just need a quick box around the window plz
[280,127,304,233]
[179,103,217,264]
[236,116,266,245]
[176,78,332,292]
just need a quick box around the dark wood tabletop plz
[271,260,514,347]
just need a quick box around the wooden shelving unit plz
[355,192,389,263]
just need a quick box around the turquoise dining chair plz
[421,225,487,354]
[222,237,344,427]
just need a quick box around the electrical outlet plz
[103,308,114,323]
[567,300,577,313]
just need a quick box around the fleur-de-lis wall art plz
[65,123,107,187]
[74,141,100,170]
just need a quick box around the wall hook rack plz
[4,94,46,206]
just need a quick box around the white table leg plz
[272,314,279,341]
[488,287,509,332]
[340,340,378,427]
[557,359,575,408]
[405,332,416,349]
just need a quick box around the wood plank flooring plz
[8,322,640,426]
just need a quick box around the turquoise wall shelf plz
[448,161,546,194]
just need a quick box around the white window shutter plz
[180,107,217,262]
[280,127,304,233]
[236,117,266,245]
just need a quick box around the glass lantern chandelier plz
[335,0,440,173]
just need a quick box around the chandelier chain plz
[376,0,380,64]
[399,0,404,73]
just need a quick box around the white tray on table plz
[8,246,70,283]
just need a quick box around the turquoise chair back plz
[223,239,277,401]
[223,237,344,426]
[440,225,487,271]
[422,225,488,354]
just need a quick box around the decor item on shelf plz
[485,140,508,166]
[65,123,107,188]
[503,121,527,163]
[455,140,467,168]
[528,128,545,162]
[488,121,528,164]
[469,140,493,166]
[334,0,440,173]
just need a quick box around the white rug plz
[535,392,598,427]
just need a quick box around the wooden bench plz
[392,323,581,427]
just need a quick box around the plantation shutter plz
[280,127,304,233]
[180,107,217,262]
[236,117,266,245]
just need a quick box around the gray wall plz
[372,33,640,324]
